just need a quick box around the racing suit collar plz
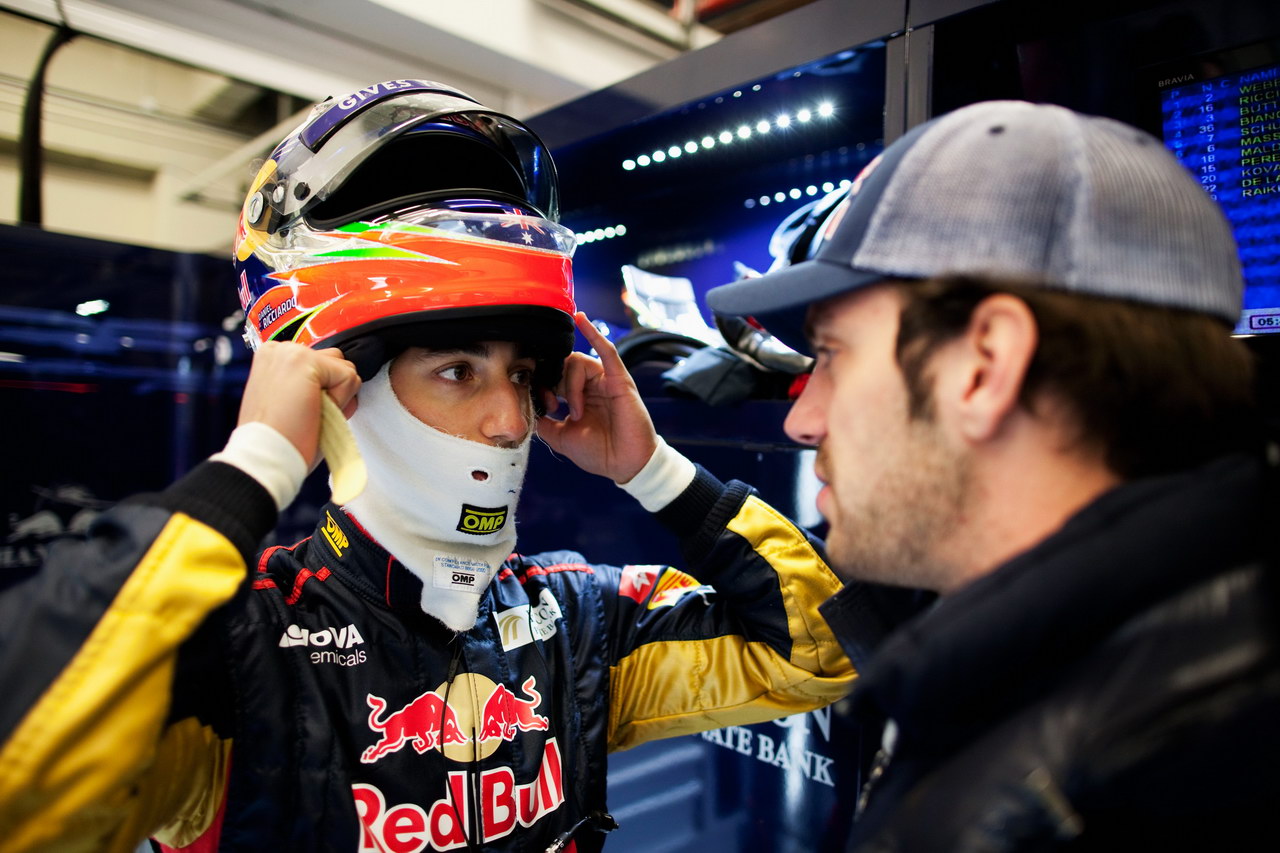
[311,503,509,630]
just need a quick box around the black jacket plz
[820,453,1280,851]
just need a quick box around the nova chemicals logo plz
[456,504,508,535]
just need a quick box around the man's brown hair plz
[893,274,1258,480]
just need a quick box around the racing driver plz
[0,80,854,853]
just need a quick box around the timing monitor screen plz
[1159,52,1280,334]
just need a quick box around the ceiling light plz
[76,299,109,317]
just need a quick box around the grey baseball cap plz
[706,100,1244,352]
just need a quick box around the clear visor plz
[363,207,577,257]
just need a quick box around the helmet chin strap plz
[342,364,528,631]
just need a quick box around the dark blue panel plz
[553,44,887,340]
[527,0,904,150]
[0,224,248,574]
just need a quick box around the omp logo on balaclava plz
[456,504,509,535]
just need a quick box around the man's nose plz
[783,381,825,447]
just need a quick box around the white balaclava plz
[343,362,529,631]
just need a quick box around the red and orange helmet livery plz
[232,80,574,366]
[241,211,575,350]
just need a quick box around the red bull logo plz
[361,690,471,763]
[362,674,550,765]
[478,676,550,742]
[353,732,568,845]
[354,739,566,851]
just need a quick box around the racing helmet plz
[765,182,851,273]
[232,79,575,384]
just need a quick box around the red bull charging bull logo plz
[362,674,550,764]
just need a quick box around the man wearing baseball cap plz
[708,100,1280,849]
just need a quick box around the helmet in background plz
[232,80,575,383]
[765,182,851,273]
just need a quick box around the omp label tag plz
[320,394,367,505]
[321,511,349,557]
[433,555,491,592]
[456,504,508,535]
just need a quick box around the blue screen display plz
[1161,62,1280,334]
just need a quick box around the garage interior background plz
[2,1,1278,852]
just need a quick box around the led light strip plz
[744,179,850,209]
[622,102,836,171]
[575,224,628,245]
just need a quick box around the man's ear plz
[943,293,1038,443]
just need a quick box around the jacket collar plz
[307,503,500,630]
[825,454,1268,750]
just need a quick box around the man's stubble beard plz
[820,418,971,592]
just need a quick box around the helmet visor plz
[282,91,558,224]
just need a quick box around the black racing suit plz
[0,460,854,852]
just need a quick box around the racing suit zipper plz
[855,719,898,819]
[439,641,480,853]
[544,810,619,853]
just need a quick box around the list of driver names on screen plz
[1163,64,1280,332]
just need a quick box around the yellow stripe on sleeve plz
[608,634,853,752]
[0,513,246,853]
[726,496,852,677]
[146,719,233,849]
[607,496,855,752]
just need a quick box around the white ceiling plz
[0,0,735,249]
[1,0,723,117]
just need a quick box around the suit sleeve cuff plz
[616,437,697,512]
[135,461,279,563]
[209,422,308,512]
